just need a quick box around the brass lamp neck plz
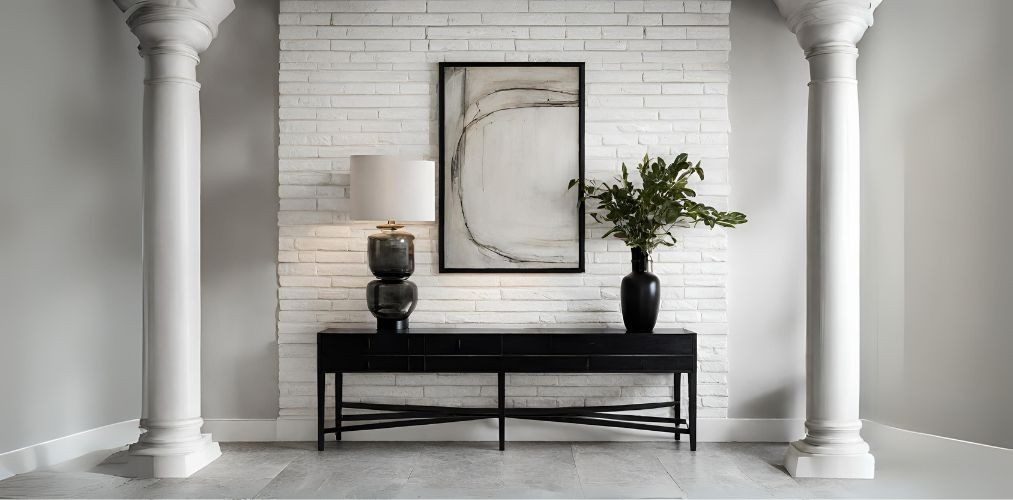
[376,219,405,231]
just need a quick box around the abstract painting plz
[439,62,585,273]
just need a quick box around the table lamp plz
[350,155,436,332]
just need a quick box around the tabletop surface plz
[319,327,694,335]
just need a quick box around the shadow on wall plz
[198,0,281,421]
[859,0,1013,448]
[0,0,142,454]
[901,65,1013,448]
[726,0,808,420]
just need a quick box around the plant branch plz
[569,154,747,254]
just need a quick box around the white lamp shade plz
[350,155,436,222]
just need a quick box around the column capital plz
[113,0,234,54]
[773,0,881,55]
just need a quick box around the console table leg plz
[674,372,681,441]
[689,370,697,451]
[336,372,343,442]
[317,367,325,451]
[498,372,505,451]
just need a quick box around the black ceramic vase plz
[621,247,660,333]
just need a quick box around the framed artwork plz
[438,62,585,273]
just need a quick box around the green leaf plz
[566,152,747,248]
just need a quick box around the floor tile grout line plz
[727,446,805,499]
[570,443,589,499]
[251,454,301,498]
[655,454,688,499]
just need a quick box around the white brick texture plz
[278,0,731,421]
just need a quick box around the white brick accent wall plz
[277,0,732,424]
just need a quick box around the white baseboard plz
[0,420,140,481]
[202,419,279,442]
[203,418,1013,456]
[205,417,805,443]
[861,419,1013,457]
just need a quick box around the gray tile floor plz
[1,441,1011,499]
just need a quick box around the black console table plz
[317,328,697,451]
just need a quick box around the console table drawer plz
[424,355,501,372]
[502,355,590,372]
[324,355,416,372]
[503,334,692,355]
[425,335,501,355]
[320,335,415,356]
[588,356,693,372]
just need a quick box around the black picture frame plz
[438,61,586,274]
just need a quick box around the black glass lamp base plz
[366,228,417,334]
[377,318,409,332]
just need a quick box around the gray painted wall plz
[0,0,143,453]
[859,0,1013,448]
[0,0,279,453]
[199,0,280,421]
[729,0,1013,446]
[3,0,1010,453]
[0,0,813,450]
[727,0,808,420]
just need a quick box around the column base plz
[784,441,875,479]
[126,434,221,478]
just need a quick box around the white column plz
[773,0,880,479]
[113,0,234,478]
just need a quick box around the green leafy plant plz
[568,154,747,255]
